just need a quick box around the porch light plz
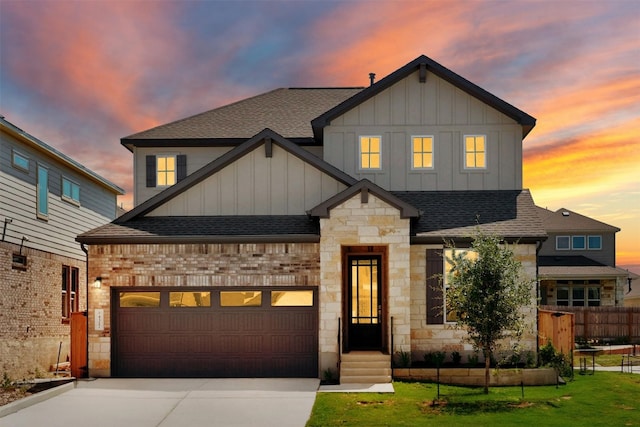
[93,277,102,289]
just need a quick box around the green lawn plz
[307,372,640,426]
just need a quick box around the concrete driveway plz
[0,378,320,427]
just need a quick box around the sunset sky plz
[1,0,638,270]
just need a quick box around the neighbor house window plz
[572,235,586,250]
[588,235,602,250]
[412,136,434,169]
[62,266,79,319]
[444,249,478,323]
[62,177,80,205]
[37,164,49,219]
[556,236,570,250]
[555,280,600,307]
[464,135,486,169]
[12,150,29,172]
[157,155,176,186]
[359,136,381,170]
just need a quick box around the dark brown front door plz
[347,255,382,350]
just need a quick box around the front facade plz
[0,116,124,378]
[78,55,545,380]
[536,207,629,307]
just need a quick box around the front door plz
[347,255,382,350]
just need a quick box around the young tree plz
[445,231,534,394]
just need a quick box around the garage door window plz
[271,290,313,306]
[220,291,262,307]
[119,292,161,307]
[170,291,211,307]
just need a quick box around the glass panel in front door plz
[351,258,379,324]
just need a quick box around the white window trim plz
[556,235,570,250]
[36,163,49,221]
[587,235,602,250]
[12,149,30,173]
[61,176,81,206]
[463,134,487,170]
[358,136,382,171]
[411,135,435,170]
[156,154,177,187]
[571,235,586,250]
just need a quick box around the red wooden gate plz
[71,312,88,378]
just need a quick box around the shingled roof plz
[394,189,546,243]
[121,87,363,150]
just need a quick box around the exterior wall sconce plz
[93,277,102,288]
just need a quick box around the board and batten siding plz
[322,69,523,191]
[1,136,118,261]
[148,143,347,216]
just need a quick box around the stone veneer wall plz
[86,243,319,377]
[410,243,538,364]
[0,241,86,379]
[318,194,411,374]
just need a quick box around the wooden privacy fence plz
[538,309,575,355]
[541,306,640,344]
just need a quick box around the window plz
[572,235,586,250]
[412,136,434,169]
[37,165,48,219]
[146,154,187,187]
[157,155,176,186]
[271,290,314,307]
[556,236,570,250]
[220,291,262,307]
[359,136,381,170]
[62,177,80,205]
[588,235,602,250]
[169,291,211,307]
[119,292,161,307]
[555,281,600,306]
[12,150,29,172]
[464,135,486,169]
[444,249,478,323]
[62,266,79,319]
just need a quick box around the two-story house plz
[77,55,546,381]
[1,116,124,379]
[536,206,630,307]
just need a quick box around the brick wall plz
[86,242,320,377]
[0,241,86,380]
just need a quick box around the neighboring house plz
[77,55,546,381]
[536,207,631,307]
[0,116,124,379]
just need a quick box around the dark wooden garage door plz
[112,288,318,378]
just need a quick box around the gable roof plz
[121,88,363,151]
[115,128,358,223]
[1,116,124,195]
[535,206,620,233]
[394,189,547,243]
[309,179,421,219]
[311,54,536,141]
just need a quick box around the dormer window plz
[359,136,381,170]
[145,154,187,188]
[157,155,176,186]
[464,135,486,169]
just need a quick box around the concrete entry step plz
[340,351,392,384]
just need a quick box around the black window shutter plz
[426,249,444,324]
[177,155,187,182]
[146,155,156,187]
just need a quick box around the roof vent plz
[369,73,376,86]
[562,211,570,216]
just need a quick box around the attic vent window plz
[562,211,570,216]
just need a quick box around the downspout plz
[535,240,542,367]
[81,243,89,378]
